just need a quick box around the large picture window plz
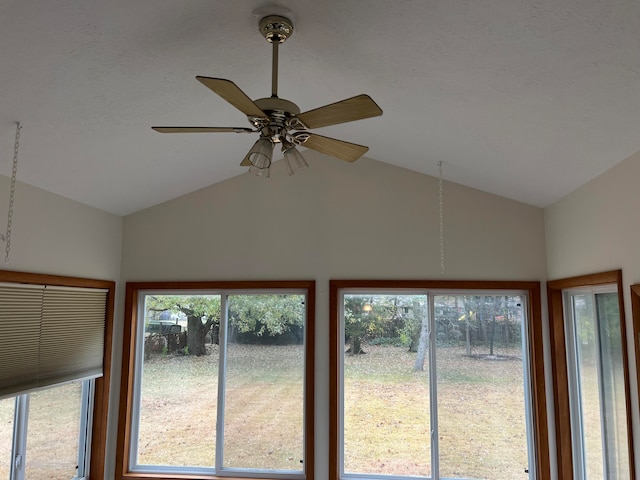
[117,281,315,480]
[330,280,548,480]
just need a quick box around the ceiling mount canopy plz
[152,11,383,178]
[259,15,294,44]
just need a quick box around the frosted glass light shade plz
[249,164,270,178]
[247,137,274,169]
[283,146,308,176]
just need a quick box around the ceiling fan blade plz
[196,77,267,118]
[302,133,369,162]
[152,127,255,133]
[297,94,382,129]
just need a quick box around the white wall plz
[121,154,546,281]
[109,153,548,479]
[545,149,640,477]
[0,175,121,280]
[0,175,123,478]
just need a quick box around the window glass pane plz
[595,292,631,479]
[25,382,82,479]
[571,292,631,479]
[0,397,14,478]
[342,294,431,477]
[136,294,220,467]
[223,294,305,471]
[436,294,529,480]
[572,293,604,477]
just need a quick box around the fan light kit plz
[152,13,383,177]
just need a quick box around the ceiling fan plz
[152,14,383,177]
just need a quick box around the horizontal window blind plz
[0,284,44,396]
[0,282,108,399]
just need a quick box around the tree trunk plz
[504,320,509,345]
[466,315,471,356]
[409,334,419,353]
[504,295,509,345]
[187,315,208,356]
[413,310,429,371]
[210,325,220,345]
[489,314,495,356]
[350,336,364,355]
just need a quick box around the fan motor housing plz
[252,97,306,144]
[254,97,300,115]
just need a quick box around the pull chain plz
[438,161,445,275]
[1,122,21,263]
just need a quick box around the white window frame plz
[127,288,309,479]
[337,287,537,480]
[562,284,631,479]
[6,379,95,480]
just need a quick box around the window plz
[1,380,92,480]
[330,280,549,480]
[117,281,315,480]
[548,271,635,479]
[0,270,115,480]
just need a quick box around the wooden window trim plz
[0,269,115,480]
[631,283,640,446]
[116,280,315,480]
[329,279,549,480]
[547,270,636,480]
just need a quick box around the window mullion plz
[565,294,586,479]
[10,395,29,480]
[215,293,229,474]
[593,296,610,478]
[338,292,346,479]
[521,297,537,479]
[428,293,439,480]
[75,379,95,479]
[128,294,148,468]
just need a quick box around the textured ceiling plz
[1,0,639,215]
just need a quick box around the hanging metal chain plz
[438,161,445,275]
[1,122,21,262]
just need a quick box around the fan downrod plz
[259,15,294,44]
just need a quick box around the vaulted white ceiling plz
[1,0,639,215]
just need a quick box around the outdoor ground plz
[343,343,528,479]
[0,382,81,479]
[1,343,532,480]
[133,343,532,480]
